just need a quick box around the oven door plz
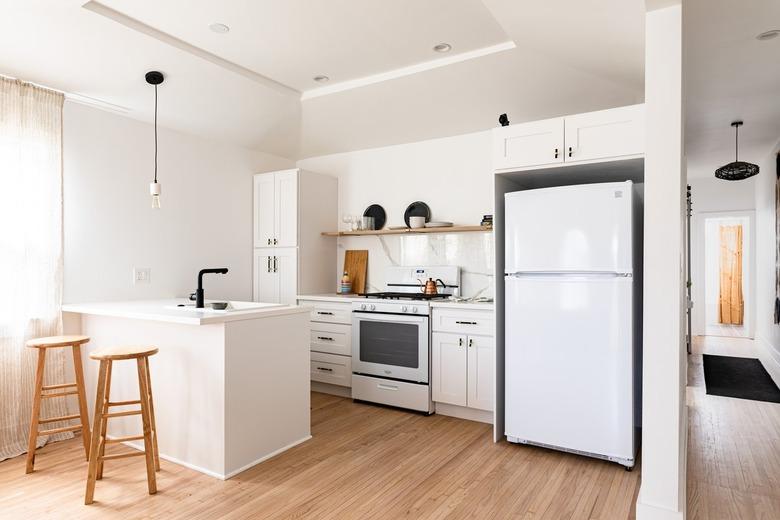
[352,312,429,383]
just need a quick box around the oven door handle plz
[352,313,428,324]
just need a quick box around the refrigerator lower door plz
[504,274,635,465]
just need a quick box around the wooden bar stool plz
[25,335,92,474]
[85,345,160,505]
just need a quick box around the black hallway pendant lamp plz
[715,121,759,181]
[146,70,164,208]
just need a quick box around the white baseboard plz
[755,334,780,388]
[112,435,312,480]
[312,381,352,398]
[434,402,493,424]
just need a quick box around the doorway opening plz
[702,214,752,338]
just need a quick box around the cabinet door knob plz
[468,338,473,348]
[568,146,573,158]
[458,338,463,347]
[554,148,559,159]
[273,238,278,245]
[267,238,271,245]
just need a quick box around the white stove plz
[350,266,460,413]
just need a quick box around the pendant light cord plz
[735,123,739,162]
[154,83,158,183]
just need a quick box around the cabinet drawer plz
[432,308,494,335]
[310,352,351,387]
[310,322,351,356]
[298,300,352,325]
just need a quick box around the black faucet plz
[196,268,229,308]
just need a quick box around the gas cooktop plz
[359,292,451,301]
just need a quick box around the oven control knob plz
[369,304,376,311]
[411,306,418,313]
[360,304,366,310]
[401,305,408,313]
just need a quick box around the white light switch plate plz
[133,267,151,284]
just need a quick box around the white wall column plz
[636,2,687,520]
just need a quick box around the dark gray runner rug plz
[703,354,780,403]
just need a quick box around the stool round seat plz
[26,335,90,348]
[89,345,158,361]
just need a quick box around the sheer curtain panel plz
[0,77,72,461]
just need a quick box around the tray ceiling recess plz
[83,0,515,99]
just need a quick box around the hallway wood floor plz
[0,392,640,519]
[687,335,780,519]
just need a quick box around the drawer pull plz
[317,311,335,316]
[317,336,334,341]
[455,320,478,325]
[316,366,334,372]
[377,383,398,391]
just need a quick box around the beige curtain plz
[718,224,744,325]
[0,77,72,461]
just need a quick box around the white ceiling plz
[0,0,647,160]
[684,0,780,178]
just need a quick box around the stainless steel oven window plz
[359,320,419,368]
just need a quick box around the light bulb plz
[150,181,161,209]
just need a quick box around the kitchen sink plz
[166,301,284,313]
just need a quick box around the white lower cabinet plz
[431,308,494,412]
[299,299,353,388]
[254,248,298,305]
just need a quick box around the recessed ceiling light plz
[313,75,330,83]
[433,43,452,53]
[756,29,779,41]
[209,23,230,34]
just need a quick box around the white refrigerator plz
[504,181,641,469]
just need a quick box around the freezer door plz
[504,182,633,273]
[504,274,635,461]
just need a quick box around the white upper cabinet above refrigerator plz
[504,182,634,273]
[492,104,645,173]
[564,104,645,164]
[493,117,565,171]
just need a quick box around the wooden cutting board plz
[343,250,368,294]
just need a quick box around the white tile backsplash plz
[336,232,494,298]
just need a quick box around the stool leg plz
[136,358,157,495]
[85,360,109,505]
[143,356,160,471]
[25,348,47,474]
[96,360,112,480]
[71,344,92,461]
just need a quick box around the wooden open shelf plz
[322,225,492,237]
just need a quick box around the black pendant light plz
[715,121,759,181]
[146,70,164,207]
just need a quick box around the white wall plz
[63,102,294,303]
[688,177,755,213]
[754,139,780,384]
[636,2,686,520]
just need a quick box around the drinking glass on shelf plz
[362,216,375,231]
[355,217,364,231]
[341,214,353,232]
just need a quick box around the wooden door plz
[719,224,744,325]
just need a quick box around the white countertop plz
[297,294,494,310]
[63,299,309,325]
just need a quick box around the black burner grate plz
[359,292,450,301]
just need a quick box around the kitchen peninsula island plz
[62,299,311,479]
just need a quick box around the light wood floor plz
[0,392,640,519]
[687,335,780,519]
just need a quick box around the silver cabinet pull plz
[455,321,477,325]
[273,256,278,273]
[267,256,271,273]
[316,366,333,372]
[317,336,334,341]
[317,311,334,316]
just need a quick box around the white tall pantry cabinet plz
[253,169,337,304]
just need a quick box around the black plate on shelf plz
[363,204,387,230]
[403,201,431,228]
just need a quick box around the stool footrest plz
[41,390,79,399]
[101,451,146,461]
[106,434,145,444]
[39,414,80,424]
[41,382,77,391]
[104,410,142,419]
[107,400,141,407]
[39,424,82,436]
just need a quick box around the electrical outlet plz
[133,267,151,285]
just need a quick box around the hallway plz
[687,335,780,518]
